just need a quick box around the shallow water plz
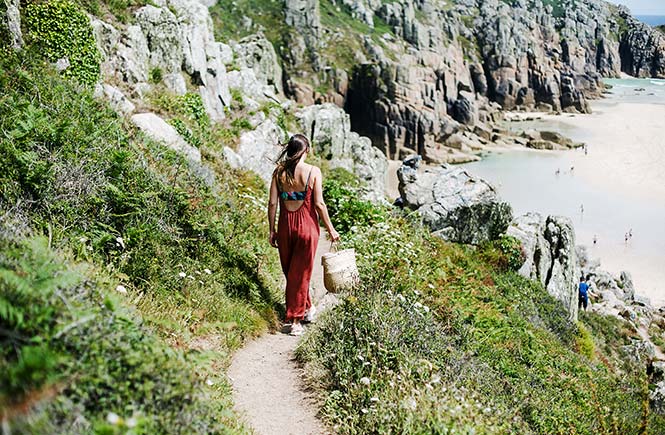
[463,81,665,306]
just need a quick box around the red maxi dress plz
[277,171,320,322]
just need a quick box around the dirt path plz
[228,231,333,435]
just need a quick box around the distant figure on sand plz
[584,144,588,155]
[268,134,340,336]
[578,276,590,311]
[580,204,584,214]
[593,235,598,245]
[555,168,561,176]
[570,166,575,173]
[629,228,633,238]
[624,233,629,244]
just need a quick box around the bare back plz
[277,163,315,212]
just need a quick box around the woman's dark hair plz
[274,134,310,187]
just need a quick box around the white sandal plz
[289,323,304,336]
[304,304,317,323]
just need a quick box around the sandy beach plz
[463,89,665,306]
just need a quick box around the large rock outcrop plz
[508,213,580,320]
[297,103,388,201]
[617,7,665,78]
[131,112,201,163]
[397,163,512,244]
[279,0,663,161]
[92,0,232,120]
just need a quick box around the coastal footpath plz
[1,0,665,433]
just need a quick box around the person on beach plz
[625,233,629,244]
[593,235,598,246]
[578,276,590,311]
[268,134,340,336]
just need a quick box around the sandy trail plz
[228,231,333,435]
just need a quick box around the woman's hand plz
[269,231,279,248]
[328,228,340,242]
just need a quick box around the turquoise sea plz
[462,79,665,306]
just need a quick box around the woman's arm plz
[312,167,340,241]
[268,176,279,247]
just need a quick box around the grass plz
[209,0,288,50]
[296,176,665,434]
[0,47,282,433]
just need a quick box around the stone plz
[527,139,564,150]
[235,119,284,183]
[652,381,665,415]
[297,103,388,201]
[403,154,422,169]
[508,213,580,320]
[223,146,243,169]
[623,339,656,364]
[92,0,231,121]
[619,271,636,301]
[131,113,201,163]
[4,0,23,50]
[398,164,513,245]
[232,34,283,95]
[540,131,574,148]
[101,84,136,115]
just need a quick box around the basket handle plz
[329,240,339,252]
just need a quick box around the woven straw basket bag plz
[321,243,359,293]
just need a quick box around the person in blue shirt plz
[578,276,590,311]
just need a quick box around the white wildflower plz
[115,285,127,294]
[397,294,406,303]
[359,377,371,386]
[405,398,417,410]
[361,408,368,414]
[195,270,201,275]
[414,290,420,296]
[431,374,441,384]
[204,268,212,275]
[414,302,423,308]
[206,379,214,386]
[115,237,125,249]
[199,280,204,285]
[357,355,364,361]
[126,417,138,428]
[423,305,430,313]
[427,283,435,289]
[178,272,186,278]
[106,412,121,425]
[370,397,379,403]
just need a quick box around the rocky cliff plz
[274,0,665,161]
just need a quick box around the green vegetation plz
[78,0,147,23]
[210,0,288,48]
[297,179,665,434]
[25,0,101,85]
[0,47,281,432]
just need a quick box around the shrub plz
[149,66,163,84]
[300,170,665,434]
[0,49,280,432]
[25,0,101,85]
[323,169,386,234]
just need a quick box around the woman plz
[268,134,339,336]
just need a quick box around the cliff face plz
[279,0,664,160]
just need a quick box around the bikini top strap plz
[305,167,314,192]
